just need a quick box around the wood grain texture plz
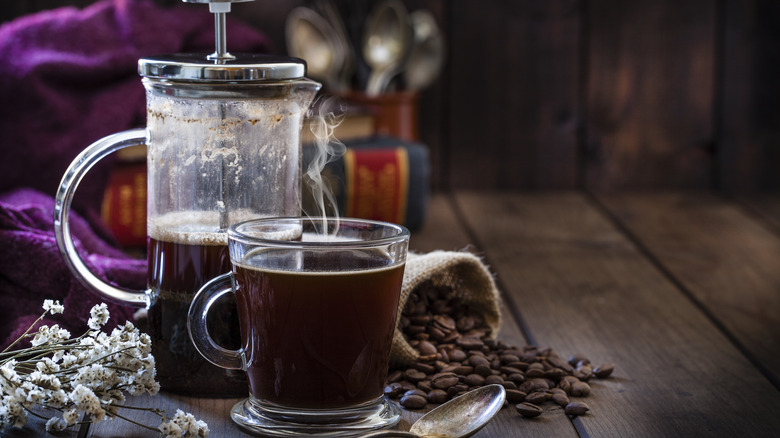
[595,192,780,388]
[737,193,780,236]
[448,0,580,190]
[719,0,780,191]
[584,0,716,190]
[454,191,780,437]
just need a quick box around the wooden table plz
[4,191,780,437]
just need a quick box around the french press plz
[54,0,321,396]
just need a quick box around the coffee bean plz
[446,384,469,398]
[418,340,438,356]
[505,389,527,404]
[456,316,476,332]
[452,365,474,376]
[449,349,467,362]
[574,363,593,381]
[432,314,456,332]
[407,325,426,335]
[565,401,590,416]
[570,381,591,397]
[412,362,436,374]
[468,355,490,368]
[507,361,529,371]
[403,369,427,383]
[500,366,523,375]
[593,363,615,378]
[387,370,403,383]
[544,354,569,371]
[417,380,433,393]
[431,372,459,389]
[507,373,526,384]
[525,391,549,405]
[474,364,493,377]
[515,402,543,418]
[551,392,570,407]
[408,315,430,325]
[484,375,504,386]
[568,353,590,367]
[427,389,449,404]
[383,382,405,398]
[464,374,486,387]
[403,389,427,398]
[400,393,427,409]
[456,336,484,350]
[545,368,566,380]
[391,285,614,422]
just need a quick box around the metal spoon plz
[403,10,446,92]
[364,384,506,438]
[286,7,345,92]
[362,0,413,96]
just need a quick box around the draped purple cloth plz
[0,0,270,348]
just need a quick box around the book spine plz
[302,138,429,230]
[102,139,429,247]
[100,161,147,247]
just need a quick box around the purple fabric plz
[0,0,271,212]
[0,189,144,348]
[0,0,271,349]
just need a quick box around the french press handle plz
[53,128,152,308]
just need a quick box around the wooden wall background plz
[3,0,778,193]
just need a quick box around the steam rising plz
[302,96,347,235]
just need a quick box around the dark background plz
[3,0,779,193]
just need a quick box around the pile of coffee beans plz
[384,283,615,419]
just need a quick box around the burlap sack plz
[389,250,502,369]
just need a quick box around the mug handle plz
[187,272,245,370]
[53,128,151,308]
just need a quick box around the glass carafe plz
[54,53,321,396]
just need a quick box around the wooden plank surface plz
[719,0,780,191]
[585,0,715,189]
[595,192,780,388]
[738,193,780,235]
[448,0,579,190]
[453,191,780,437]
[84,194,573,437]
[8,191,780,437]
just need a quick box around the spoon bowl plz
[286,7,344,92]
[403,10,446,92]
[364,384,506,438]
[362,0,413,96]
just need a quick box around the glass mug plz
[53,54,321,396]
[188,217,409,436]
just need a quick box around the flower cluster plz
[0,300,209,437]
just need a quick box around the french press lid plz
[138,53,307,82]
[139,0,306,82]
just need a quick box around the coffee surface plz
[146,217,246,396]
[234,254,404,409]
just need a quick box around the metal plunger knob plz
[182,0,255,61]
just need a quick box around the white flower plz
[168,409,210,437]
[45,390,68,409]
[45,417,67,432]
[69,384,106,421]
[88,303,110,330]
[36,357,61,374]
[43,299,65,315]
[30,324,70,346]
[1,300,208,436]
[63,408,79,426]
[158,419,183,437]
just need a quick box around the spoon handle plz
[360,430,419,437]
